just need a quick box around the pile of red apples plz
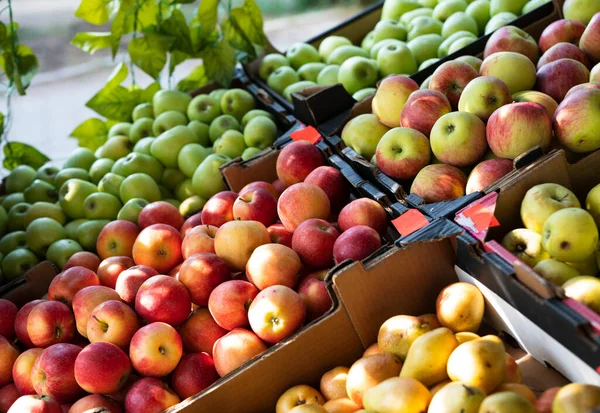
[0,140,389,413]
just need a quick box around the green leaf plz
[0,112,4,136]
[0,45,39,94]
[128,33,174,79]
[0,23,7,47]
[3,142,50,170]
[222,18,253,58]
[198,0,219,34]
[71,32,112,54]
[230,0,266,46]
[86,85,138,121]
[201,39,236,86]
[168,50,190,75]
[141,81,161,102]
[110,0,135,57]
[173,0,196,3]
[69,118,109,150]
[106,63,129,89]
[75,0,118,25]
[177,65,209,92]
[160,9,194,55]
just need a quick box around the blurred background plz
[4,0,376,163]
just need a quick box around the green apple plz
[0,206,6,238]
[8,203,31,232]
[430,111,487,166]
[209,115,241,143]
[298,63,327,82]
[373,20,408,43]
[2,193,24,212]
[179,195,206,218]
[433,0,468,21]
[177,143,211,178]
[362,31,377,51]
[24,180,58,204]
[267,67,301,94]
[422,74,431,90]
[221,89,256,122]
[562,0,600,24]
[283,81,318,102]
[259,53,291,80]
[151,125,196,168]
[46,239,84,270]
[133,137,154,155]
[420,0,438,7]
[129,118,155,144]
[63,148,97,171]
[467,0,491,34]
[162,168,187,191]
[563,276,600,313]
[1,249,38,281]
[520,183,580,233]
[214,130,247,158]
[108,122,132,138]
[318,36,353,61]
[522,0,550,14]
[152,110,188,136]
[533,259,580,286]
[35,165,60,185]
[88,158,114,184]
[112,152,164,182]
[77,219,110,251]
[192,154,230,199]
[24,202,66,227]
[55,168,89,188]
[456,55,483,71]
[98,173,124,198]
[400,8,434,28]
[0,231,27,255]
[352,88,376,101]
[26,217,67,254]
[408,34,444,65]
[327,45,370,65]
[175,179,195,202]
[95,135,132,160]
[118,198,149,224]
[382,0,421,20]
[438,30,477,57]
[241,147,262,161]
[490,0,528,16]
[188,120,211,147]
[339,57,379,95]
[586,184,600,226]
[419,58,440,70]
[542,208,599,262]
[165,198,181,209]
[83,192,122,220]
[187,94,222,124]
[501,228,549,267]
[119,173,161,203]
[64,219,86,240]
[458,76,511,121]
[341,113,391,160]
[209,89,227,102]
[132,102,154,121]
[6,165,36,194]
[161,185,174,201]
[408,16,443,40]
[485,12,517,34]
[316,65,340,86]
[241,110,275,128]
[59,179,98,219]
[377,42,418,77]
[286,43,321,70]
[567,253,599,276]
[480,51,536,93]
[243,117,278,149]
[442,12,479,38]
[370,39,404,59]
[448,36,477,54]
[153,89,192,116]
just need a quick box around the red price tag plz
[392,209,429,237]
[290,125,322,144]
[461,202,500,233]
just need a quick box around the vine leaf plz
[177,65,209,92]
[0,45,39,95]
[86,64,138,121]
[3,142,50,170]
[198,0,219,35]
[71,32,112,54]
[69,118,109,150]
[74,0,118,25]
[141,81,161,102]
[128,33,174,79]
[160,9,194,55]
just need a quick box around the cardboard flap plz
[1,261,58,307]
[399,218,463,245]
[292,84,356,132]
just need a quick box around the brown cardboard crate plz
[0,261,58,307]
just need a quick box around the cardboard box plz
[0,261,58,307]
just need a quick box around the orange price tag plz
[392,209,429,237]
[461,202,500,233]
[290,125,322,144]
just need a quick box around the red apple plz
[536,58,590,102]
[429,61,479,109]
[138,201,183,230]
[539,19,586,53]
[0,299,17,340]
[484,26,540,63]
[74,342,131,394]
[248,285,306,344]
[27,301,75,348]
[15,300,44,348]
[87,300,139,349]
[267,224,293,248]
[200,191,237,228]
[277,183,331,232]
[297,270,332,322]
[129,322,182,378]
[68,394,122,413]
[208,280,258,330]
[273,179,286,195]
[246,243,303,289]
[48,267,101,306]
[276,141,325,187]
[372,75,419,128]
[466,158,514,194]
[564,82,600,98]
[487,102,552,158]
[553,88,600,153]
[135,275,191,327]
[0,336,18,388]
[178,308,227,355]
[132,224,182,274]
[7,395,63,413]
[124,378,180,413]
[63,252,101,272]
[512,90,559,117]
[333,225,382,265]
[410,164,467,203]
[171,353,219,399]
[12,348,43,395]
[31,344,84,403]
[114,265,158,305]
[534,387,561,413]
[97,256,134,289]
[239,181,279,200]
[338,198,387,236]
[399,89,452,137]
[178,253,231,306]
[233,188,278,227]
[104,374,139,407]
[537,42,591,69]
[96,220,140,260]
[213,220,270,271]
[212,328,267,377]
[0,383,21,412]
[304,166,350,212]
[72,286,120,337]
[580,12,600,64]
[169,263,182,278]
[181,225,218,259]
[290,219,338,269]
[180,213,203,238]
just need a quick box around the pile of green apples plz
[258,0,549,100]
[0,87,280,284]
